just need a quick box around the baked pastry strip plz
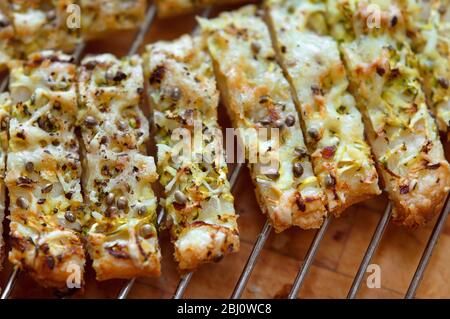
[6,51,85,288]
[3,0,79,57]
[199,5,327,232]
[78,54,161,280]
[0,93,10,268]
[80,0,147,39]
[265,0,381,216]
[143,35,239,271]
[325,0,450,227]
[402,0,450,135]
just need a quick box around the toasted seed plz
[266,172,280,180]
[285,115,295,127]
[113,71,127,82]
[293,162,304,178]
[294,147,308,158]
[140,224,154,239]
[390,15,398,27]
[307,127,320,140]
[41,183,53,194]
[213,254,224,262]
[100,136,108,145]
[107,206,118,216]
[117,120,127,131]
[16,197,29,209]
[259,95,270,104]
[399,184,409,194]
[438,77,449,89]
[376,66,386,76]
[17,176,33,186]
[251,42,261,55]
[64,211,76,223]
[105,193,115,206]
[324,174,336,188]
[274,119,285,129]
[174,190,187,204]
[259,117,272,126]
[25,161,34,173]
[137,206,147,215]
[84,116,98,128]
[169,86,182,101]
[117,196,128,210]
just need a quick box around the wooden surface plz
[1,4,450,299]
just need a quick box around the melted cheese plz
[143,35,239,271]
[199,5,327,232]
[78,54,161,280]
[325,0,450,228]
[266,0,381,215]
[6,0,79,56]
[402,0,450,134]
[6,51,85,288]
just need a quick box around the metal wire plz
[231,219,272,299]
[128,4,157,56]
[347,202,393,299]
[405,193,450,299]
[287,214,332,299]
[0,267,18,300]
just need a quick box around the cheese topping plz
[78,54,161,280]
[402,0,450,134]
[144,35,239,271]
[5,0,79,56]
[266,0,381,215]
[199,5,327,232]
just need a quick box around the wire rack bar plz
[0,267,18,299]
[173,272,194,299]
[230,219,272,299]
[405,193,450,299]
[287,214,332,299]
[128,4,156,56]
[346,202,392,299]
